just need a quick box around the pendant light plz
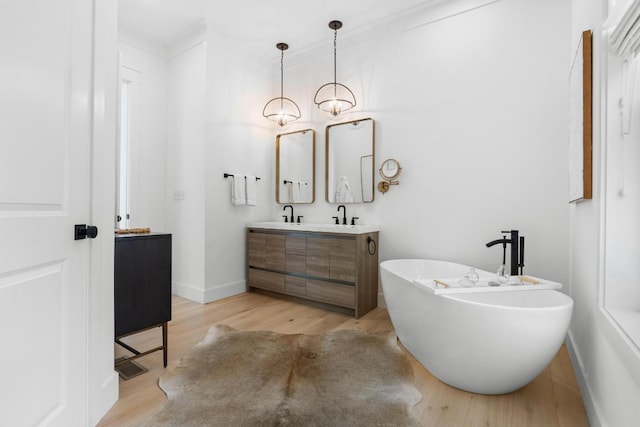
[263,42,301,127]
[314,20,356,116]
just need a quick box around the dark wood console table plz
[114,232,171,367]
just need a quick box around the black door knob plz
[86,225,98,239]
[75,224,99,240]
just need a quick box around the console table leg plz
[162,321,168,367]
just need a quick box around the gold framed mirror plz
[325,118,375,203]
[276,129,315,204]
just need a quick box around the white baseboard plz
[566,331,605,427]
[172,280,246,304]
[172,280,206,303]
[203,280,246,303]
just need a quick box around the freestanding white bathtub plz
[379,259,573,395]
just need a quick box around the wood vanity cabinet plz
[246,228,379,318]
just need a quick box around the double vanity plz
[246,222,379,318]
[254,117,386,318]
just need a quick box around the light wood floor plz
[98,293,589,427]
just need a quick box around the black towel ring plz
[367,236,377,256]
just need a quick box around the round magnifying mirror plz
[379,159,401,181]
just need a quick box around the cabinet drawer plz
[248,269,284,292]
[247,232,285,271]
[286,236,306,255]
[306,279,355,308]
[329,239,356,282]
[286,254,306,274]
[285,276,306,296]
[265,234,285,270]
[247,232,266,268]
[306,238,330,277]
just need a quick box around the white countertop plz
[246,221,380,234]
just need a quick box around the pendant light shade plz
[314,20,356,116]
[263,43,301,127]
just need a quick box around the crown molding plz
[166,19,208,60]
[283,0,504,68]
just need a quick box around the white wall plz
[118,27,213,302]
[266,0,571,287]
[569,1,640,426]
[118,20,273,304]
[202,23,273,302]
[118,39,168,231]
[165,37,208,300]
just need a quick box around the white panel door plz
[0,1,95,426]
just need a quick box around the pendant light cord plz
[280,49,284,110]
[333,28,338,96]
[312,20,355,115]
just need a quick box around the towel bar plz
[224,173,261,180]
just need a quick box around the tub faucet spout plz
[486,238,509,248]
[486,230,523,276]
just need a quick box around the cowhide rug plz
[140,324,422,426]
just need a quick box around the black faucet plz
[486,230,524,275]
[283,205,294,223]
[337,205,347,225]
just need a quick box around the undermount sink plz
[246,221,380,234]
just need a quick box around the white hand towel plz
[232,174,246,205]
[286,181,293,203]
[334,176,354,203]
[246,175,257,206]
[292,181,302,203]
